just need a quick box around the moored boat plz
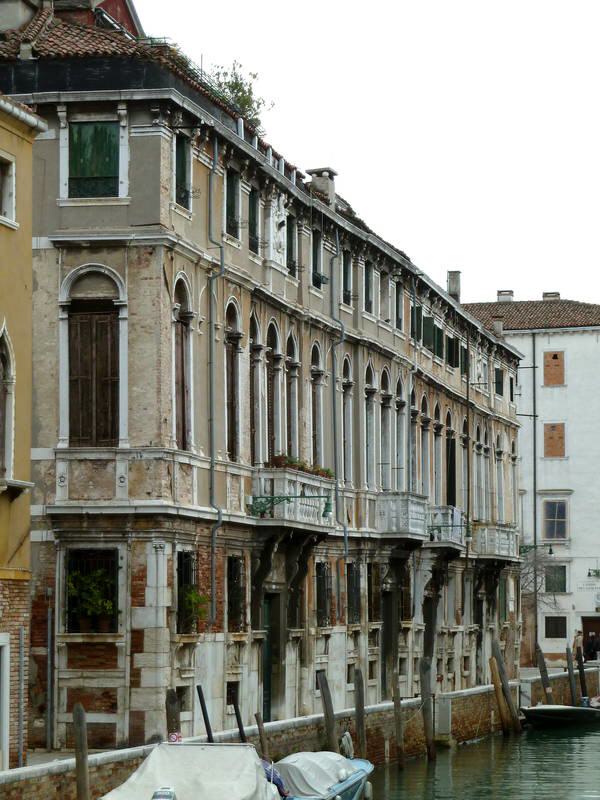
[521,704,600,727]
[275,751,374,800]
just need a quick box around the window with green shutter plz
[175,134,190,209]
[460,345,469,377]
[249,187,260,254]
[69,121,119,198]
[495,367,504,395]
[422,315,434,350]
[410,304,422,341]
[434,326,444,358]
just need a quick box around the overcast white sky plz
[137,0,600,303]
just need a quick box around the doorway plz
[262,593,281,722]
[581,617,600,657]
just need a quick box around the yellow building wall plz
[0,107,38,578]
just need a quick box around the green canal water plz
[371,728,600,799]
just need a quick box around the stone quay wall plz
[3,669,597,800]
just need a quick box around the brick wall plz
[29,540,56,750]
[0,577,31,767]
[528,667,599,706]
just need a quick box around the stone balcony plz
[428,505,465,548]
[375,491,428,542]
[471,523,519,560]
[250,467,336,529]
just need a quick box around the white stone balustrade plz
[252,468,335,527]
[471,524,519,558]
[429,505,465,545]
[375,491,428,539]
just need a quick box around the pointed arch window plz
[365,365,376,488]
[342,358,353,483]
[445,411,456,506]
[249,316,261,465]
[266,324,282,465]
[285,335,299,457]
[420,396,430,498]
[0,335,12,478]
[225,304,241,462]
[433,405,443,505]
[483,429,491,520]
[409,389,418,492]
[461,419,469,514]
[394,378,405,491]
[311,344,324,466]
[380,371,392,490]
[173,280,192,451]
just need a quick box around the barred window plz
[66,549,118,633]
[545,616,567,639]
[316,562,332,627]
[227,556,245,632]
[347,562,361,624]
[177,550,199,634]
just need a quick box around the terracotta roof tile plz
[463,299,600,331]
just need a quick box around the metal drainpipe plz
[329,230,348,558]
[410,276,419,618]
[532,331,538,647]
[46,605,53,750]
[208,132,225,625]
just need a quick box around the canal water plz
[371,728,600,799]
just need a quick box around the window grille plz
[227,556,245,632]
[545,564,567,593]
[545,616,567,639]
[347,562,361,624]
[367,562,381,622]
[177,550,198,634]
[66,549,118,633]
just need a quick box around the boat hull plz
[521,704,600,728]
[287,758,374,800]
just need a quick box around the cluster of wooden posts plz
[536,643,588,708]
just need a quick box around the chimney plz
[542,292,560,301]
[497,290,514,302]
[491,315,504,337]
[447,270,461,303]
[307,167,337,206]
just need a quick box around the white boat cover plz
[275,751,358,798]
[102,743,275,800]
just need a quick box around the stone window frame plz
[0,148,17,228]
[57,263,129,450]
[57,103,129,205]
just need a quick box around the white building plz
[466,290,600,664]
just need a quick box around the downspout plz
[208,132,225,625]
[410,276,418,617]
[329,230,347,558]
[532,332,538,648]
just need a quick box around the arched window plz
[461,418,468,513]
[249,315,261,465]
[433,404,442,504]
[445,411,456,506]
[364,365,376,487]
[380,370,392,490]
[420,395,430,497]
[483,428,491,521]
[311,344,324,466]
[225,303,241,462]
[496,434,505,523]
[395,378,405,491]
[409,389,418,492]
[474,425,483,519]
[511,440,518,525]
[68,271,120,447]
[173,279,192,451]
[285,335,299,457]
[266,324,281,465]
[0,332,13,477]
[342,357,353,483]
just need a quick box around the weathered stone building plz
[0,93,46,767]
[1,0,521,751]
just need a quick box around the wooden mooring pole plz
[419,656,436,761]
[354,667,367,759]
[73,703,90,800]
[196,684,214,742]
[576,646,588,699]
[489,657,511,736]
[392,671,405,769]
[566,646,578,706]
[166,688,181,738]
[317,671,339,753]
[255,712,269,760]
[491,639,521,733]
[535,644,554,705]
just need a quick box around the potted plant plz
[179,586,208,634]
[67,568,115,633]
[271,454,287,468]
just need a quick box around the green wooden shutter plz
[422,316,434,350]
[69,121,119,198]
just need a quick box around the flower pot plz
[97,614,113,634]
[77,616,92,633]
[271,455,287,468]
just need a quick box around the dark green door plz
[262,596,273,722]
